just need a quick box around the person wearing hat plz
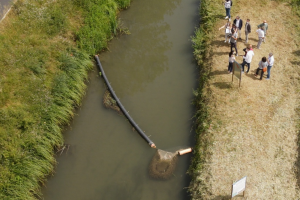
[257,20,268,42]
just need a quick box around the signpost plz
[231,176,247,199]
[232,60,242,87]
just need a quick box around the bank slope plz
[190,0,300,199]
[0,0,130,199]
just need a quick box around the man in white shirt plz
[241,45,254,73]
[256,27,265,49]
[257,20,268,42]
[266,53,274,80]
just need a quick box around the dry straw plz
[191,0,300,199]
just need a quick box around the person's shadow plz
[210,69,230,76]
[291,50,300,65]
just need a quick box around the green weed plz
[188,0,222,199]
[0,0,128,199]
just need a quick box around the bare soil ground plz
[198,0,300,199]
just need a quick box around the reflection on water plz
[0,0,12,21]
[100,0,182,96]
[42,0,199,199]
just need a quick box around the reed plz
[74,0,120,55]
[0,0,129,199]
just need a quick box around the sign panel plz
[233,61,242,80]
[232,176,247,198]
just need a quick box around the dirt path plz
[200,0,300,199]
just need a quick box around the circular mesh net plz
[149,149,178,180]
[103,90,121,113]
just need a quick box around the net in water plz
[149,149,178,180]
[103,90,121,113]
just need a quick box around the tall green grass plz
[74,0,131,55]
[0,0,130,199]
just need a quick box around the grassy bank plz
[189,0,300,199]
[187,0,221,198]
[0,0,130,199]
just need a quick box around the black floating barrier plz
[95,55,156,148]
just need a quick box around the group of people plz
[220,0,274,80]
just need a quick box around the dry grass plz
[197,0,300,199]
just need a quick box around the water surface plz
[42,0,199,199]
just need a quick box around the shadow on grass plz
[291,50,300,65]
[211,14,226,19]
[244,71,259,80]
[296,131,300,190]
[292,50,300,56]
[211,195,233,200]
[210,69,229,76]
[212,81,232,89]
[214,51,231,56]
[291,61,300,65]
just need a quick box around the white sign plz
[232,176,247,198]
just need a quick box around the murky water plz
[0,0,13,21]
[42,0,199,199]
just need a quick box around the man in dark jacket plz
[245,19,251,43]
[233,16,243,39]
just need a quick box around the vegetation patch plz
[103,90,121,113]
[187,0,222,198]
[0,0,130,199]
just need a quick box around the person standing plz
[257,20,268,42]
[233,16,243,39]
[231,24,237,33]
[224,0,232,20]
[228,51,235,73]
[219,19,232,43]
[256,27,265,49]
[245,19,251,43]
[230,29,238,56]
[266,53,274,80]
[255,57,268,80]
[241,45,254,73]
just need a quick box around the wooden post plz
[239,68,242,88]
[231,181,234,200]
[232,63,234,82]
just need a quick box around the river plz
[0,0,13,21]
[42,0,199,199]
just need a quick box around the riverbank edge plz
[0,0,130,199]
[188,0,300,199]
[187,0,219,198]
